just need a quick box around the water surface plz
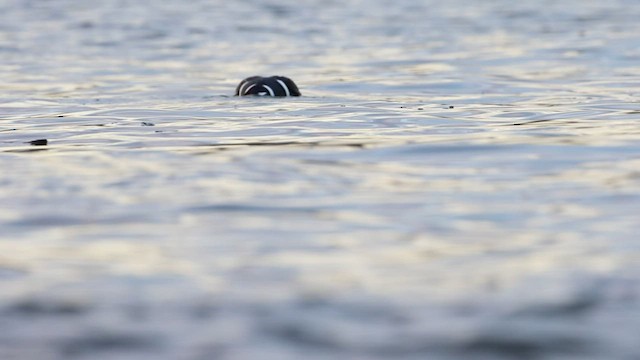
[1,0,640,359]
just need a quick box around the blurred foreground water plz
[1,0,640,359]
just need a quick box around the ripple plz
[2,0,640,359]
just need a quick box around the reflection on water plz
[1,0,640,359]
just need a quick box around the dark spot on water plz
[141,122,155,126]
[417,108,423,110]
[264,4,292,17]
[458,332,589,358]
[9,215,84,226]
[5,148,48,153]
[449,105,454,109]
[190,203,319,214]
[512,293,601,318]
[266,318,441,356]
[58,115,64,117]
[192,140,369,153]
[511,119,555,126]
[137,30,168,41]
[28,139,47,146]
[462,337,545,357]
[7,298,90,316]
[77,21,94,29]
[59,331,161,357]
[267,322,345,350]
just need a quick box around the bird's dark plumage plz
[235,76,301,97]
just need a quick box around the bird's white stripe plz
[242,83,257,95]
[275,79,290,96]
[239,82,251,95]
[262,84,275,96]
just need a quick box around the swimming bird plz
[235,76,301,97]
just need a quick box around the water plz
[1,0,640,359]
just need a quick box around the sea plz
[1,0,640,359]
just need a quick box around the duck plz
[235,76,301,97]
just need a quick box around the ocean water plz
[1,0,640,359]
